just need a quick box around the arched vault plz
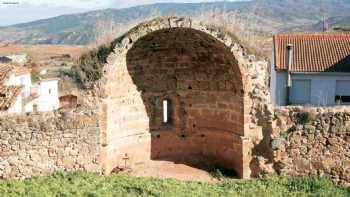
[97,17,269,179]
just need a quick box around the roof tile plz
[0,85,22,111]
[274,32,350,72]
[0,64,13,85]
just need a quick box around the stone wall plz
[0,110,101,179]
[268,106,350,185]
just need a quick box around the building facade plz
[0,64,59,113]
[271,33,350,106]
[35,79,60,112]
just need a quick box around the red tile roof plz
[0,63,31,85]
[0,85,22,111]
[0,63,30,111]
[274,33,350,72]
[0,64,13,85]
[13,66,31,76]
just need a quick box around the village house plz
[2,54,28,65]
[271,33,350,106]
[0,63,59,113]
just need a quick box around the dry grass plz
[195,10,272,59]
[0,44,86,61]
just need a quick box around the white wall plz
[7,95,22,113]
[5,73,33,113]
[34,80,59,112]
[271,41,288,106]
[5,73,31,97]
[6,54,27,65]
[4,73,60,113]
[273,71,350,106]
[270,45,277,104]
[272,71,287,106]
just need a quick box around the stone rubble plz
[270,107,350,186]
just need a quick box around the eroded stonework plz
[0,110,100,179]
[98,17,270,178]
[1,17,348,183]
[270,107,350,185]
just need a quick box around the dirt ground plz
[122,160,219,183]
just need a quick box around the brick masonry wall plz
[101,28,245,176]
[98,17,270,179]
[267,106,350,185]
[0,110,101,179]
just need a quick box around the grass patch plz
[209,167,237,180]
[0,172,348,197]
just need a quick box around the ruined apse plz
[98,17,269,179]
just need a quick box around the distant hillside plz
[0,0,350,45]
[0,2,249,45]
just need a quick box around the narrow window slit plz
[162,99,172,124]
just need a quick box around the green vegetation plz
[295,112,313,125]
[281,125,297,139]
[209,167,236,180]
[0,172,348,197]
[73,37,121,88]
[73,17,265,89]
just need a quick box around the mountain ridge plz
[0,0,349,45]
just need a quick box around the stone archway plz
[98,17,267,179]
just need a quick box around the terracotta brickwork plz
[98,17,270,179]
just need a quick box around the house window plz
[335,80,350,104]
[335,96,350,104]
[290,79,311,105]
[162,99,171,124]
[48,89,51,94]
[20,77,25,85]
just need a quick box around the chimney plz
[286,44,293,105]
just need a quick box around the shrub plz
[210,167,237,179]
[295,112,313,125]
[73,46,106,88]
[73,37,122,89]
[31,66,41,83]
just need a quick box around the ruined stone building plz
[97,17,270,179]
[1,17,348,184]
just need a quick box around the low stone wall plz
[0,110,101,179]
[269,106,350,185]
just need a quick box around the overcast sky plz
[0,0,240,26]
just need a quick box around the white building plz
[271,33,350,106]
[5,54,28,65]
[34,79,60,112]
[0,64,59,113]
